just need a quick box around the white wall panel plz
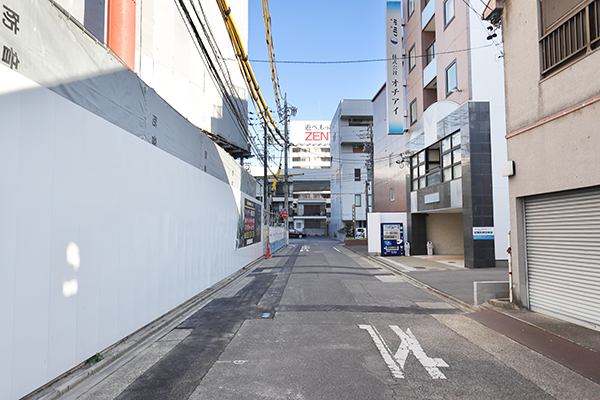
[1,71,262,399]
[0,75,20,398]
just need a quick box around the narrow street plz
[58,238,600,400]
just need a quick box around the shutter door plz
[525,186,600,328]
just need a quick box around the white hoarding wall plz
[0,66,263,399]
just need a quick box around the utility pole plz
[263,123,268,214]
[284,94,289,243]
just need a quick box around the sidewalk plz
[345,244,600,357]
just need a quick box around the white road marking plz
[389,326,448,379]
[360,324,449,380]
[359,325,404,378]
[300,245,310,253]
[333,247,341,253]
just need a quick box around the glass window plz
[410,98,418,125]
[446,60,457,95]
[442,153,452,167]
[441,137,452,153]
[408,0,415,18]
[419,177,426,189]
[427,171,441,186]
[443,168,453,182]
[452,148,461,163]
[355,194,362,207]
[426,41,436,65]
[354,168,361,181]
[452,132,461,146]
[444,0,455,27]
[409,44,416,71]
[390,187,395,201]
[453,164,462,179]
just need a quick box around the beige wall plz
[503,0,600,134]
[503,0,600,306]
[426,213,464,255]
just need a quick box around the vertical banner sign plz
[237,197,262,248]
[381,223,405,256]
[386,2,403,134]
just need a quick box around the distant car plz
[289,228,306,238]
[355,227,366,239]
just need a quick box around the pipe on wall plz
[107,0,136,70]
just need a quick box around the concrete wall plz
[0,71,262,400]
[502,0,600,306]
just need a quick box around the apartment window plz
[445,60,457,95]
[540,0,600,76]
[409,98,417,125]
[354,168,361,181]
[355,194,362,207]
[408,0,415,18]
[321,157,331,162]
[444,0,455,28]
[321,148,330,153]
[408,44,416,71]
[352,144,364,154]
[390,187,395,201]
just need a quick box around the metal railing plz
[540,0,600,75]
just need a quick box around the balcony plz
[422,0,435,31]
[423,56,437,89]
[540,0,600,75]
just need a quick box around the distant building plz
[329,100,374,239]
[491,0,600,328]
[368,1,509,267]
[289,121,331,169]
[290,168,331,236]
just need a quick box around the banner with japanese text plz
[386,2,404,134]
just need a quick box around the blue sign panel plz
[381,223,405,257]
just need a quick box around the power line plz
[243,43,495,65]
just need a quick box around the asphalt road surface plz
[60,237,600,400]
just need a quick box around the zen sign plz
[290,120,330,145]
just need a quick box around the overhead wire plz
[261,0,284,120]
[215,0,285,146]
[242,43,495,64]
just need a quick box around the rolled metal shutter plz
[525,186,600,328]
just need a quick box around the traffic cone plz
[266,243,271,259]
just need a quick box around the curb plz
[342,245,478,313]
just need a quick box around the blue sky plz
[247,0,387,123]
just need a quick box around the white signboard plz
[290,120,330,145]
[473,227,495,240]
[386,2,404,134]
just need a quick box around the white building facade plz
[329,100,374,239]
